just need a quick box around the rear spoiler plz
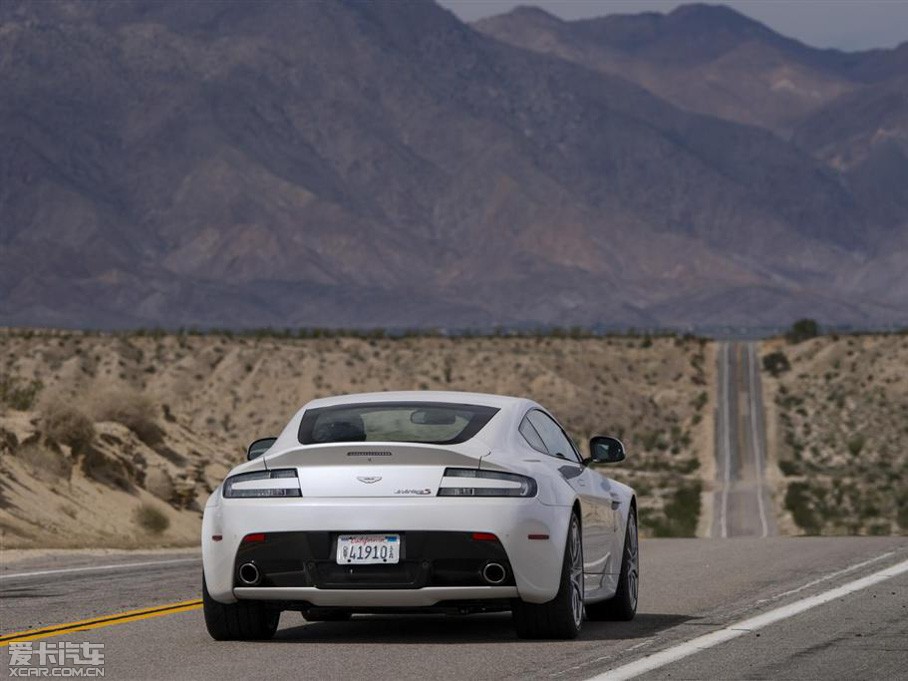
[263,441,491,470]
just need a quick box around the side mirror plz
[246,437,277,461]
[588,436,626,464]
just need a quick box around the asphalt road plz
[713,341,775,539]
[2,538,906,680]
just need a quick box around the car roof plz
[302,390,529,410]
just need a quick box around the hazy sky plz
[438,0,908,51]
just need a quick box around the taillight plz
[223,469,301,498]
[437,468,537,497]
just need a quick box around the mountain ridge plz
[1,0,906,330]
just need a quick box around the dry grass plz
[0,374,43,411]
[134,503,170,535]
[92,388,164,446]
[39,399,95,454]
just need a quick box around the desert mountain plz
[1,0,906,330]
[475,4,906,133]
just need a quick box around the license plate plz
[336,534,400,565]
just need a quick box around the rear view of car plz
[202,391,637,641]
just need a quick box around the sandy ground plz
[759,334,908,535]
[2,329,902,547]
[1,331,711,548]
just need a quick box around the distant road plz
[713,341,775,538]
[3,540,907,680]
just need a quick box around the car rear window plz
[298,402,499,445]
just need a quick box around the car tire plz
[203,575,280,641]
[512,512,584,640]
[301,607,352,622]
[586,507,638,622]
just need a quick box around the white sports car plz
[202,391,638,640]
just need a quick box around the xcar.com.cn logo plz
[7,641,105,677]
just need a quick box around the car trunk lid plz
[263,442,487,498]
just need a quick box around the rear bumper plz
[231,530,514,589]
[234,586,518,607]
[202,496,568,605]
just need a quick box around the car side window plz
[519,416,547,454]
[526,410,581,464]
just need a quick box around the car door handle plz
[609,495,621,509]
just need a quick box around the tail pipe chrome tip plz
[238,562,261,586]
[481,562,507,585]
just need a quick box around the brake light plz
[471,532,498,541]
[242,533,266,543]
[437,468,537,497]
[223,469,301,498]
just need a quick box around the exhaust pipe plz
[481,562,506,585]
[238,562,261,586]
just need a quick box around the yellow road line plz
[0,599,202,645]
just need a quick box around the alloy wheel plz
[625,512,639,611]
[569,517,584,627]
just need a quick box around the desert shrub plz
[676,458,700,474]
[40,400,95,454]
[778,459,800,476]
[0,427,18,456]
[648,482,702,537]
[134,503,169,534]
[777,393,803,409]
[762,351,791,377]
[631,479,653,497]
[639,430,663,451]
[93,389,164,446]
[785,482,821,534]
[786,319,820,344]
[898,494,908,531]
[1,375,43,410]
[828,388,846,409]
[18,442,73,482]
[847,434,866,457]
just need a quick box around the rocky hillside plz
[762,334,908,535]
[1,0,907,330]
[0,329,711,547]
[475,4,855,133]
[3,328,903,547]
[476,4,907,135]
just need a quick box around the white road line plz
[747,342,769,538]
[719,342,731,539]
[0,557,200,580]
[585,556,908,681]
[756,550,896,605]
[550,655,614,678]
